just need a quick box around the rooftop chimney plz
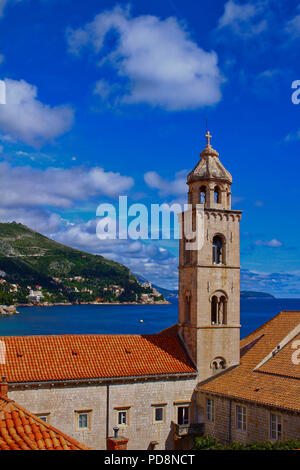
[106,426,129,451]
[0,376,8,398]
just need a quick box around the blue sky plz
[0,0,300,296]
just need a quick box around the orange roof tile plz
[198,311,300,412]
[0,396,90,450]
[157,324,178,337]
[0,334,196,384]
[257,332,300,379]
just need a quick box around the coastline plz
[0,305,20,315]
[16,300,171,308]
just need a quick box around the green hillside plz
[240,291,275,299]
[0,222,164,305]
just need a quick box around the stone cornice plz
[178,264,241,270]
[178,323,241,330]
[8,372,198,390]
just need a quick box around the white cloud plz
[241,269,300,297]
[0,79,74,146]
[285,12,300,39]
[0,206,63,234]
[67,6,223,111]
[0,0,25,18]
[231,196,244,206]
[0,162,134,209]
[54,219,179,289]
[254,238,283,248]
[285,129,300,142]
[217,0,267,37]
[254,200,264,207]
[0,0,8,17]
[144,170,186,196]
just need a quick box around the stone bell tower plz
[178,131,242,383]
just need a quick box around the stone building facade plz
[197,393,300,444]
[1,131,300,449]
[8,376,199,450]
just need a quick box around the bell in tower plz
[178,131,242,382]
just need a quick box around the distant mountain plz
[241,291,275,299]
[0,222,165,305]
[153,285,179,299]
[134,273,178,299]
[134,273,275,301]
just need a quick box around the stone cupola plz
[187,131,232,210]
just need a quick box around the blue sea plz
[0,298,299,339]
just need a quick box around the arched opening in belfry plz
[184,291,191,324]
[211,292,228,325]
[184,238,191,265]
[214,186,221,204]
[211,296,218,324]
[200,186,206,204]
[219,296,227,324]
[212,235,224,265]
[227,191,231,207]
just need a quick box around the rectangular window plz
[155,407,164,422]
[78,413,88,429]
[270,413,282,440]
[75,410,91,430]
[236,405,247,431]
[36,414,49,423]
[206,399,214,422]
[118,410,128,426]
[178,406,189,425]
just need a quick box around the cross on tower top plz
[205,130,212,147]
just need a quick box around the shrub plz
[194,435,300,450]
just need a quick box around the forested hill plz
[0,222,165,305]
[240,291,275,299]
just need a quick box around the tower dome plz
[187,131,233,210]
[187,131,232,185]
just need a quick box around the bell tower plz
[178,131,242,382]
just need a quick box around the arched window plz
[210,357,227,373]
[219,296,227,324]
[184,238,191,265]
[211,296,218,324]
[200,186,206,204]
[184,291,191,323]
[213,235,224,265]
[214,186,221,204]
[211,292,227,325]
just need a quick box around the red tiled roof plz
[0,396,90,450]
[198,311,300,412]
[157,324,178,337]
[0,334,196,384]
[257,332,300,379]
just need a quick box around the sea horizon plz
[0,297,299,340]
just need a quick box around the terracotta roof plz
[257,332,300,379]
[0,334,196,384]
[157,324,178,337]
[198,311,300,412]
[0,396,90,450]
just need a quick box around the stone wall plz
[9,376,198,450]
[197,392,300,443]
